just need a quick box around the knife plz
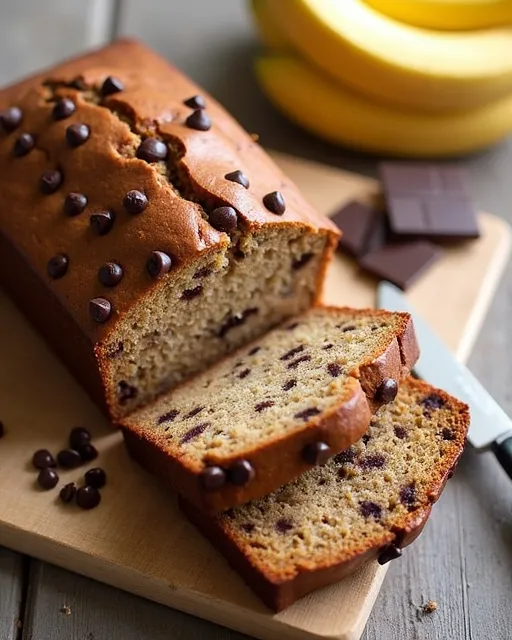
[378,280,512,480]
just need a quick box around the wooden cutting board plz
[0,152,510,640]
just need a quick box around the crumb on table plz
[60,605,72,616]
[423,600,438,614]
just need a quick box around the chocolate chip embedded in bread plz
[334,448,356,464]
[376,378,398,403]
[37,468,59,490]
[287,355,311,369]
[89,297,112,323]
[294,407,321,421]
[185,406,204,419]
[292,253,313,270]
[47,253,69,279]
[184,95,206,109]
[263,191,286,215]
[181,422,210,444]
[378,543,402,565]
[399,483,417,507]
[52,98,75,120]
[238,368,251,379]
[136,138,168,163]
[327,363,342,377]
[225,170,249,189]
[186,109,211,131]
[13,133,35,157]
[280,345,304,361]
[275,518,293,533]
[90,210,115,235]
[157,409,179,425]
[360,501,382,519]
[0,106,22,131]
[40,169,63,194]
[123,190,148,214]
[181,286,203,300]
[442,428,455,441]
[422,393,446,411]
[248,346,261,356]
[209,206,238,233]
[64,192,87,216]
[302,441,331,466]
[360,453,386,470]
[98,261,124,287]
[101,75,125,96]
[147,251,172,279]
[118,381,138,404]
[229,460,255,486]
[282,379,296,391]
[255,400,275,412]
[200,466,227,491]
[394,426,407,439]
[65,123,90,147]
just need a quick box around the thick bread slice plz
[121,306,418,513]
[181,378,469,611]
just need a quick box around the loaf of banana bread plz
[121,307,418,513]
[0,39,338,420]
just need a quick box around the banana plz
[263,0,512,112]
[364,0,512,31]
[255,54,512,157]
[250,0,287,49]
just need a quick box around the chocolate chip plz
[280,345,304,361]
[238,368,250,379]
[287,355,311,369]
[101,76,125,96]
[181,286,203,300]
[362,434,371,445]
[341,324,356,332]
[283,379,296,391]
[378,544,402,565]
[225,170,249,189]
[59,482,77,503]
[32,449,56,469]
[98,262,123,287]
[123,190,148,214]
[376,378,398,403]
[334,448,356,464]
[0,422,4,438]
[69,427,91,449]
[90,210,115,235]
[294,407,321,421]
[77,443,98,463]
[399,483,417,506]
[185,407,204,419]
[263,191,286,215]
[136,138,168,162]
[107,342,124,359]
[84,467,107,489]
[360,453,386,470]
[394,426,407,439]
[37,468,59,490]
[157,409,179,425]
[0,106,22,131]
[13,133,35,157]
[184,95,206,109]
[255,400,274,412]
[248,346,261,356]
[200,466,226,491]
[52,98,75,120]
[40,169,63,194]
[57,448,82,469]
[442,428,455,441]
[360,501,382,519]
[64,192,87,216]
[209,206,238,233]
[292,253,313,270]
[66,123,90,147]
[286,322,299,330]
[186,109,211,131]
[229,460,255,486]
[194,267,212,279]
[302,441,331,465]
[322,343,334,350]
[218,308,259,337]
[240,523,255,533]
[47,254,69,279]
[89,297,112,323]
[422,394,446,411]
[327,362,342,377]
[77,485,101,509]
[275,518,293,533]
[118,381,138,404]
[181,422,210,444]
[147,251,172,279]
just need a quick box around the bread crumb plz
[422,600,437,614]
[60,605,71,616]
[250,133,260,142]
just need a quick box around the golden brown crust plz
[179,378,469,611]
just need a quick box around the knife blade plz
[377,281,512,478]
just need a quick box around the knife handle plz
[492,434,512,481]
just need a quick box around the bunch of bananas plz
[250,0,512,157]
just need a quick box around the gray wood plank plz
[21,561,250,640]
[0,547,24,640]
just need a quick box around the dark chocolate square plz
[330,201,383,257]
[359,241,443,290]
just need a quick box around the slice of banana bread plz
[181,378,469,611]
[121,306,419,513]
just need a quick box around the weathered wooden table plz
[1,1,512,638]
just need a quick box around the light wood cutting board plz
[0,153,510,640]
